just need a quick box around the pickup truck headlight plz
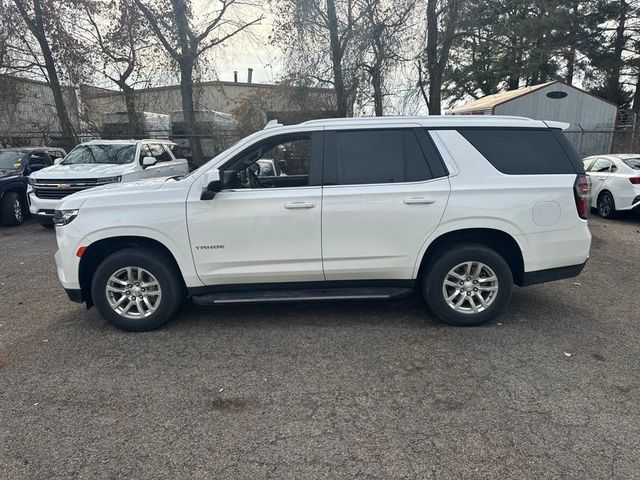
[28,177,37,186]
[100,176,122,183]
[53,209,79,226]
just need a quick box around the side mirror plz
[201,169,221,200]
[142,156,157,168]
[54,158,64,165]
[30,162,45,172]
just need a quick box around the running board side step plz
[191,287,413,305]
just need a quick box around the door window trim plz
[218,131,324,189]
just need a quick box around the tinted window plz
[333,129,432,185]
[459,129,578,175]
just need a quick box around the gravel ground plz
[1,215,639,480]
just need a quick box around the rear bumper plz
[64,288,84,303]
[521,260,587,287]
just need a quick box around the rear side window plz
[329,129,433,185]
[459,129,578,175]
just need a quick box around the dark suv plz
[0,147,66,226]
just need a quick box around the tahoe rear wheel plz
[423,243,513,326]
[91,248,183,331]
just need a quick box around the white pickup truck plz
[29,139,189,227]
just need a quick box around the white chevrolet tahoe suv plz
[53,116,591,331]
[29,139,188,227]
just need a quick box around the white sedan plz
[583,154,640,218]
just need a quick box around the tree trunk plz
[607,0,628,104]
[632,71,640,117]
[121,84,141,137]
[180,60,204,166]
[371,64,383,116]
[16,0,76,150]
[326,0,347,117]
[565,47,576,84]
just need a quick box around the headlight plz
[100,176,122,183]
[28,177,37,185]
[53,209,79,226]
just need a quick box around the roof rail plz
[263,119,283,129]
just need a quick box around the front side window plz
[224,135,311,189]
[583,158,595,171]
[332,129,433,185]
[62,144,136,165]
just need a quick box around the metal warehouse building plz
[450,81,619,157]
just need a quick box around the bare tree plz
[134,0,262,165]
[77,0,157,135]
[416,0,462,115]
[272,0,366,117]
[359,0,417,116]
[11,0,83,148]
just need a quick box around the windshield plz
[62,144,136,165]
[0,151,25,170]
[622,158,640,170]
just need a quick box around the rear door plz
[586,157,613,199]
[321,127,450,281]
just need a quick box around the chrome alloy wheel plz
[13,198,22,223]
[105,267,162,319]
[442,261,499,314]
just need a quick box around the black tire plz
[91,248,184,331]
[1,191,26,226]
[422,243,513,327]
[597,191,616,219]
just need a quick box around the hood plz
[58,176,169,209]
[31,163,133,179]
[0,169,22,180]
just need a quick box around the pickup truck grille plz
[32,178,108,199]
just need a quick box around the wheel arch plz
[416,228,525,286]
[78,236,187,307]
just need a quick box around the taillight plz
[629,177,640,185]
[574,174,591,219]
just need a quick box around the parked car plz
[582,154,640,218]
[0,147,66,226]
[53,116,592,331]
[28,139,188,227]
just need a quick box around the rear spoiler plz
[543,120,570,130]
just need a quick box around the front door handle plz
[285,201,316,209]
[403,197,436,205]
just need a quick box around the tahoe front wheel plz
[91,248,183,331]
[423,243,513,326]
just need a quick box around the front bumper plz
[28,192,60,217]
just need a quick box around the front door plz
[321,127,450,281]
[187,131,324,286]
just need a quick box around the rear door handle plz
[285,201,316,209]
[403,197,436,205]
